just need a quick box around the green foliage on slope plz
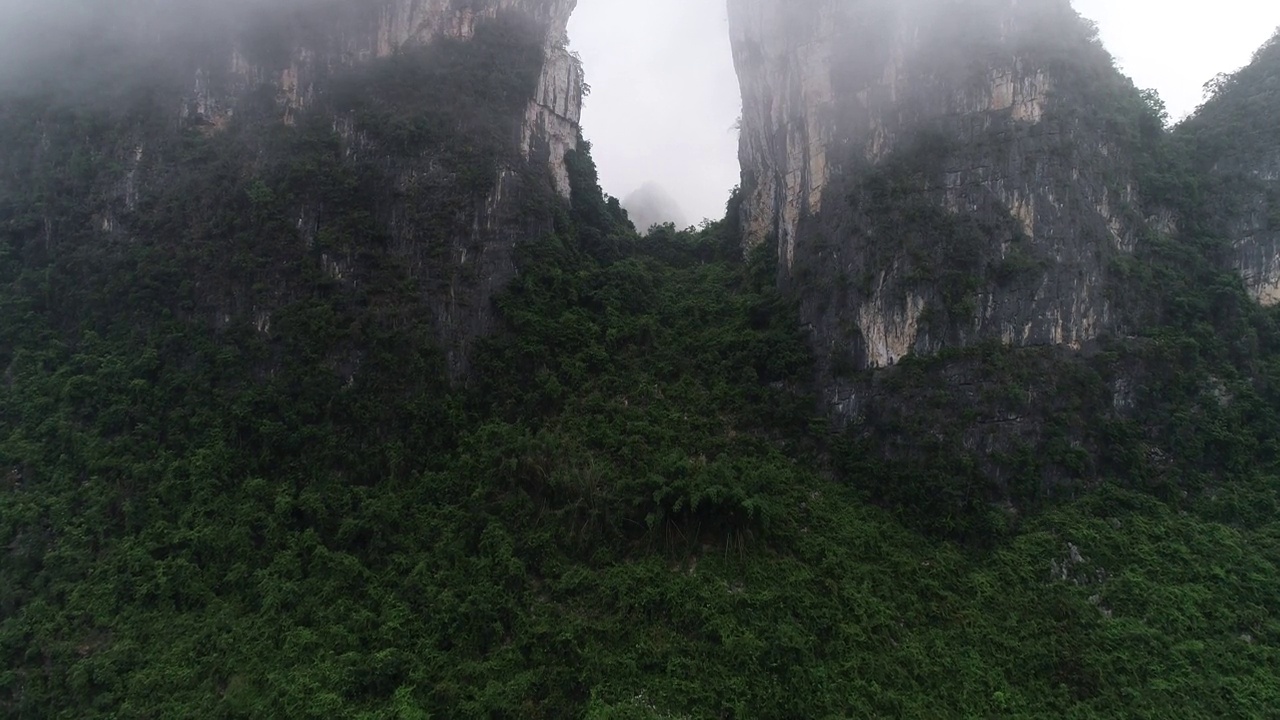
[812,53,1280,548]
[3,15,1280,720]
[3,134,1280,718]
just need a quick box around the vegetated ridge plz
[1,1,1279,717]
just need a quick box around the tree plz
[1140,88,1170,129]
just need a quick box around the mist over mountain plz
[0,0,321,89]
[621,181,688,231]
[2,0,1280,716]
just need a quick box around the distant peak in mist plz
[622,182,688,231]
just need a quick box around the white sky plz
[1074,0,1280,121]
[568,0,739,226]
[569,0,1280,225]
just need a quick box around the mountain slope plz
[2,2,1280,718]
[728,0,1158,373]
[0,0,583,377]
[5,146,1280,717]
[1176,30,1280,304]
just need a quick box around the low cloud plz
[622,182,689,231]
[0,0,335,92]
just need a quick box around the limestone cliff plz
[1178,31,1280,306]
[6,0,584,377]
[727,0,1151,379]
[187,0,581,194]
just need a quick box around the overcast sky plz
[568,0,739,227]
[568,0,1280,225]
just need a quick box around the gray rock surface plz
[1180,34,1280,305]
[4,0,586,377]
[727,0,1148,381]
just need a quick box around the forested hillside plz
[2,4,1280,719]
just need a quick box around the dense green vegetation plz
[3,10,1280,720]
[4,131,1280,717]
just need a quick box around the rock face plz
[727,0,1149,378]
[1228,157,1280,307]
[5,0,585,376]
[189,0,581,194]
[1179,32,1280,306]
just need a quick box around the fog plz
[568,0,739,227]
[571,0,1280,223]
[1074,0,1280,121]
[2,0,1277,221]
[0,0,324,90]
[621,182,689,232]
[0,0,281,53]
[0,0,324,39]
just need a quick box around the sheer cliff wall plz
[727,0,1151,380]
[0,0,584,376]
[1179,32,1280,306]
